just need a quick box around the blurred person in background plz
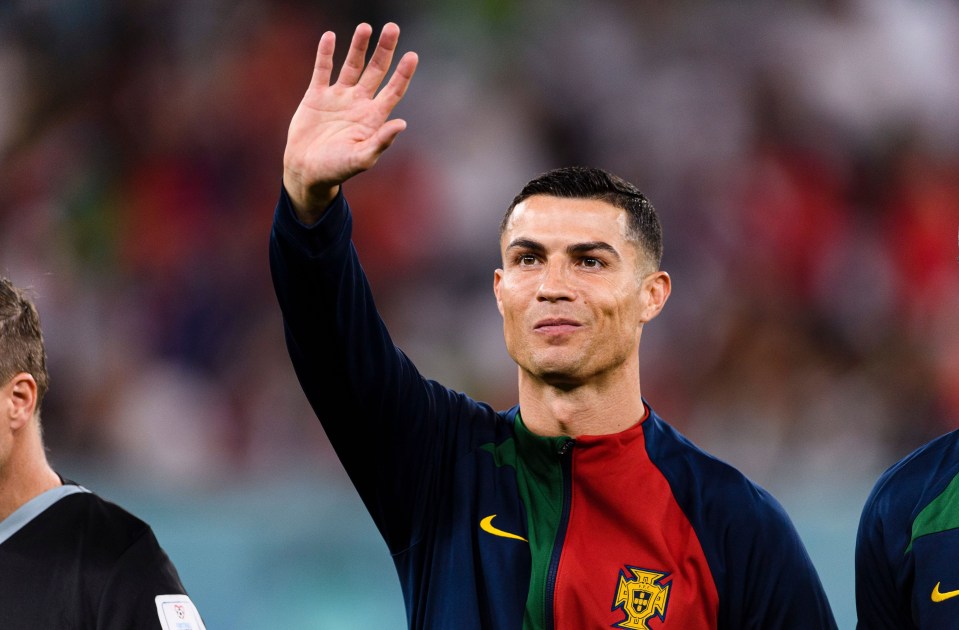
[855,229,959,629]
[270,22,836,629]
[0,277,204,630]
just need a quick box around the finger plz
[356,22,400,96]
[336,23,373,86]
[309,31,336,89]
[359,119,409,165]
[373,51,418,113]
[373,118,408,149]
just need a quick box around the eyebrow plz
[505,238,622,261]
[505,238,545,254]
[568,241,621,261]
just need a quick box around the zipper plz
[544,438,575,629]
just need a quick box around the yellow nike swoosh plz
[932,582,959,603]
[480,514,527,542]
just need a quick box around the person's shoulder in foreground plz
[856,428,959,629]
[0,479,204,630]
[0,276,204,630]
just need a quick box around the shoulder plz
[641,410,797,536]
[863,429,959,522]
[643,411,780,506]
[877,428,959,494]
[58,487,188,592]
[49,487,159,559]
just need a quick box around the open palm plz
[283,23,418,221]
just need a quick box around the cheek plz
[601,293,643,329]
[498,278,531,316]
[0,433,10,470]
[497,292,523,334]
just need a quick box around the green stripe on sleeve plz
[907,471,959,554]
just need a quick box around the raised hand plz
[282,22,418,223]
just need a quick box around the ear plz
[3,373,38,431]
[493,268,505,317]
[639,271,671,323]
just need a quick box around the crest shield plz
[612,567,671,629]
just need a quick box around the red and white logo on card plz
[155,595,205,630]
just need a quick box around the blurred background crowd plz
[2,0,959,626]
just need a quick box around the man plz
[271,22,837,628]
[854,231,959,628]
[0,277,204,630]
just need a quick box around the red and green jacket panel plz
[270,188,837,629]
[484,412,719,629]
[856,429,959,629]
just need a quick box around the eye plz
[580,257,603,269]
[517,254,538,266]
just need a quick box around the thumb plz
[372,118,408,152]
[359,118,408,166]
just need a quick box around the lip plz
[534,318,582,334]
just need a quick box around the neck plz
[516,365,646,438]
[0,424,61,522]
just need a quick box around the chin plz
[527,361,588,388]
[539,373,586,391]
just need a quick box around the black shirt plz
[0,483,204,629]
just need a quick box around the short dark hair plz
[499,166,664,269]
[0,278,49,410]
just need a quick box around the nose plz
[536,261,576,302]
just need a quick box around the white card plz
[155,594,206,630]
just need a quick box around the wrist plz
[282,173,339,225]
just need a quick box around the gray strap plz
[0,484,91,545]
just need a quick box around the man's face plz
[493,195,669,387]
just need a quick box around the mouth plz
[534,318,582,335]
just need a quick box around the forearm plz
[270,186,396,411]
[269,185,437,461]
[270,184,463,553]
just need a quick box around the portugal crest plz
[612,567,671,629]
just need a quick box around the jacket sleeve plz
[96,528,203,630]
[717,486,838,630]
[269,186,472,552]
[854,478,915,630]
